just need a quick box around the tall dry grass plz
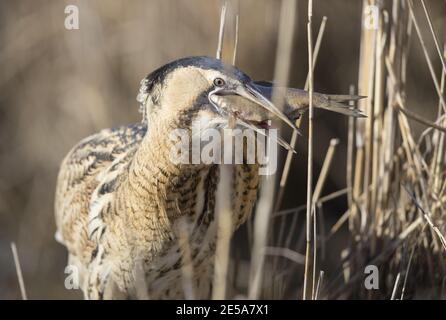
[324,0,446,299]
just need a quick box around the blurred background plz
[0,0,445,299]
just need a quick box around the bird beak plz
[233,83,300,132]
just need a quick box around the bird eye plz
[213,77,225,87]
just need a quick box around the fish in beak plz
[252,81,367,120]
[208,80,366,153]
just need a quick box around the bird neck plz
[113,116,260,266]
[121,117,209,225]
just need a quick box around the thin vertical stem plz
[273,18,327,281]
[314,270,324,300]
[249,0,297,299]
[420,0,446,75]
[408,0,446,113]
[303,0,314,300]
[391,273,401,300]
[213,166,233,300]
[216,1,228,60]
[352,0,377,237]
[232,14,239,66]
[10,242,27,300]
[311,139,339,298]
[401,243,416,300]
[433,45,446,195]
[275,16,327,213]
[347,85,356,210]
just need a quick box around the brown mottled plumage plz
[55,56,364,299]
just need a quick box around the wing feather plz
[54,123,147,263]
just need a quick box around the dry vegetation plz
[323,0,446,299]
[0,0,445,299]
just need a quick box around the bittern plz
[55,56,364,299]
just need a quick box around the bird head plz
[137,56,301,151]
[137,56,365,152]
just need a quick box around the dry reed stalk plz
[248,175,275,299]
[361,1,377,230]
[390,272,401,299]
[370,7,386,226]
[10,242,27,300]
[303,0,314,300]
[271,0,297,107]
[312,139,339,206]
[232,13,239,66]
[400,241,416,300]
[216,1,228,60]
[273,17,327,282]
[275,16,327,214]
[408,0,446,113]
[314,270,324,299]
[351,0,376,242]
[274,188,348,219]
[311,139,339,298]
[264,246,305,264]
[378,0,401,220]
[317,204,327,262]
[248,0,297,299]
[347,85,356,211]
[212,195,233,299]
[432,45,446,196]
[331,0,446,299]
[212,1,241,299]
[394,104,446,134]
[420,0,446,74]
[329,210,351,237]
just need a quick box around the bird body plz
[55,56,364,299]
[56,120,259,299]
